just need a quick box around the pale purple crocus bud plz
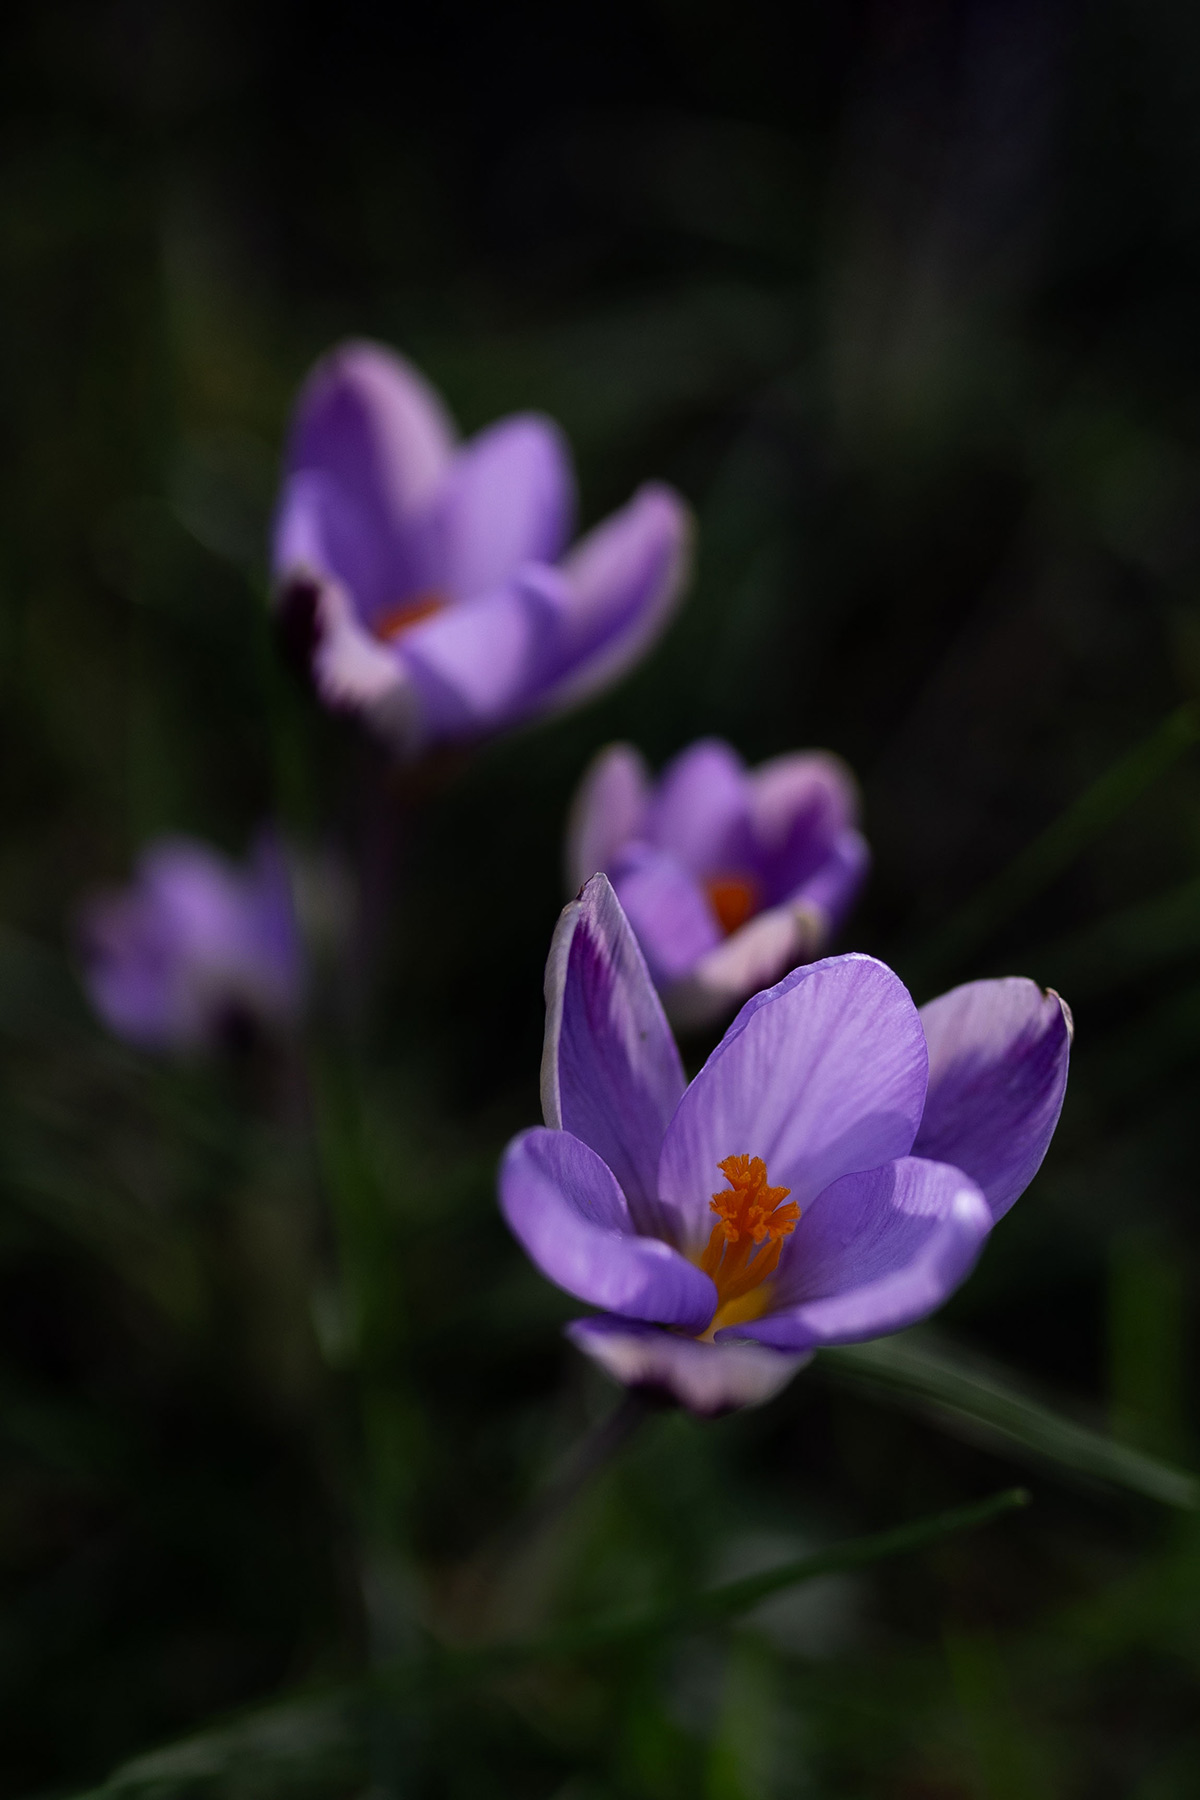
[498,875,1071,1417]
[565,738,870,1030]
[77,833,303,1052]
[271,340,692,757]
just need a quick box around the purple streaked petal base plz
[541,873,685,1235]
[914,978,1073,1222]
[500,1130,716,1331]
[567,1315,809,1418]
[727,1157,990,1353]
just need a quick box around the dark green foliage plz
[3,1,1200,1794]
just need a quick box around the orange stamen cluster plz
[704,873,761,936]
[372,592,446,643]
[699,1155,799,1331]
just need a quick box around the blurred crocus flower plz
[78,834,303,1052]
[500,875,1070,1417]
[566,738,869,1029]
[271,340,691,756]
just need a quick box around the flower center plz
[371,592,447,643]
[697,1155,799,1338]
[704,874,761,936]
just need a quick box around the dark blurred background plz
[3,1,1200,1793]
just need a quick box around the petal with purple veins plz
[914,978,1073,1221]
[567,1315,807,1416]
[659,954,928,1247]
[542,873,685,1237]
[725,1157,990,1352]
[500,1130,716,1331]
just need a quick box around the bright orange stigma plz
[705,874,760,936]
[698,1155,799,1335]
[372,592,446,643]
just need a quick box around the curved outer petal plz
[658,955,929,1249]
[500,1130,716,1331]
[663,901,810,1033]
[609,843,721,986]
[537,483,693,717]
[273,467,406,625]
[567,1316,807,1417]
[276,572,421,755]
[788,827,870,940]
[396,565,573,744]
[565,743,651,893]
[749,752,860,899]
[726,1157,990,1352]
[280,340,455,581]
[646,738,751,877]
[914,978,1073,1221]
[542,873,685,1238]
[434,414,576,602]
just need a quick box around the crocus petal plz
[914,978,1073,1221]
[726,1157,990,1352]
[646,739,751,877]
[537,483,692,716]
[565,743,651,893]
[396,565,572,744]
[277,573,421,755]
[433,414,576,601]
[542,873,685,1237]
[749,752,860,899]
[273,467,407,625]
[567,1316,807,1417]
[282,338,455,545]
[663,901,809,1032]
[609,843,722,986]
[788,827,871,940]
[500,1130,716,1332]
[658,955,928,1247]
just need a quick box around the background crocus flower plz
[566,738,870,1029]
[78,833,303,1052]
[271,340,692,756]
[500,875,1071,1417]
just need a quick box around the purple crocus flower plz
[271,341,692,756]
[78,833,303,1052]
[566,738,870,1029]
[499,875,1071,1417]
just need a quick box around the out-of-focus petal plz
[396,565,572,744]
[788,827,870,940]
[283,338,455,534]
[663,902,807,1033]
[610,843,721,987]
[646,739,751,877]
[749,752,861,900]
[542,873,685,1238]
[434,414,576,601]
[567,1316,807,1417]
[914,978,1073,1221]
[565,743,651,894]
[658,955,928,1248]
[538,483,692,716]
[727,1157,990,1351]
[277,573,421,755]
[273,467,410,625]
[500,1130,716,1332]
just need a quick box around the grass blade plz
[903,703,1200,991]
[824,1330,1200,1509]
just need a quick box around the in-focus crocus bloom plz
[78,833,303,1052]
[500,875,1070,1416]
[566,738,869,1029]
[271,340,691,756]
